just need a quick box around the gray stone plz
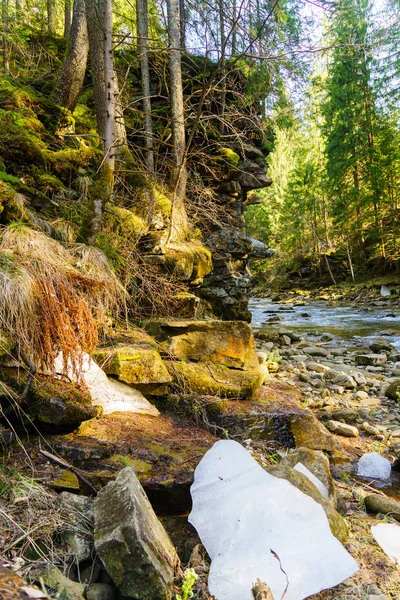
[362,422,380,436]
[307,362,330,373]
[58,492,94,562]
[302,347,329,357]
[325,370,357,389]
[386,379,400,400]
[326,420,359,437]
[37,566,85,600]
[94,467,178,600]
[355,354,387,367]
[365,494,400,521]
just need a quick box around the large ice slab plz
[357,452,391,480]
[54,353,159,416]
[371,523,400,566]
[189,440,358,600]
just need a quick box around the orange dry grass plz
[0,225,124,372]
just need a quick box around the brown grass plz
[0,224,126,374]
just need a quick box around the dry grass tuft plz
[0,224,126,374]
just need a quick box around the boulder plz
[93,344,172,389]
[208,383,336,451]
[146,320,259,370]
[166,361,262,398]
[94,467,178,600]
[266,465,348,542]
[0,368,97,431]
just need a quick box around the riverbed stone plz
[145,320,259,370]
[302,346,330,357]
[324,370,357,389]
[58,492,94,562]
[364,494,400,521]
[386,379,400,400]
[266,465,348,542]
[326,420,359,437]
[307,362,330,373]
[94,467,178,600]
[355,354,388,367]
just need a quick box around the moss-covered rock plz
[93,344,172,387]
[280,447,336,504]
[266,465,348,542]
[0,368,98,430]
[385,379,400,401]
[146,319,259,370]
[167,361,263,398]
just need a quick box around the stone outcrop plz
[145,319,259,370]
[93,344,172,395]
[196,143,272,321]
[94,467,178,600]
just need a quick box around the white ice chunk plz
[294,462,330,499]
[381,285,391,297]
[54,353,159,416]
[357,452,391,480]
[371,523,400,566]
[189,440,358,600]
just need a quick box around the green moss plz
[215,147,240,167]
[153,186,172,218]
[110,207,148,240]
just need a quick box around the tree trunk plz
[53,0,88,112]
[166,0,187,242]
[64,0,72,38]
[231,0,237,55]
[137,0,154,172]
[218,0,226,135]
[179,0,185,49]
[47,0,57,32]
[2,0,9,76]
[83,0,115,246]
[85,0,126,149]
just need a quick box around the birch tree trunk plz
[137,0,154,172]
[166,0,188,242]
[53,0,88,111]
[64,0,72,38]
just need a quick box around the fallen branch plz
[39,450,97,496]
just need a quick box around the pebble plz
[362,422,381,436]
[326,420,359,437]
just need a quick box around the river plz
[250,298,400,350]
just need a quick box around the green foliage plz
[176,568,198,600]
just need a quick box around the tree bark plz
[179,0,185,49]
[218,0,226,134]
[166,0,187,242]
[64,0,72,38]
[53,0,88,112]
[137,0,154,172]
[84,0,115,246]
[85,0,126,150]
[2,0,9,76]
[47,0,57,32]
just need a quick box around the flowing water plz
[250,298,400,349]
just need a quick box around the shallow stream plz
[250,299,400,349]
